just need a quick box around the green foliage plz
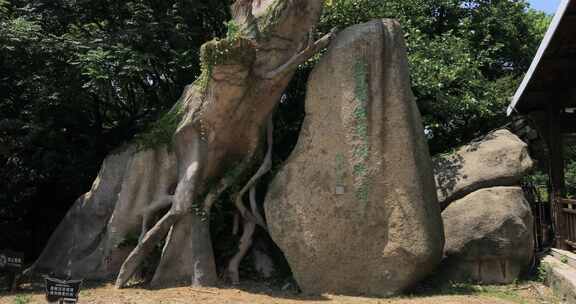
[311,0,551,154]
[433,282,529,303]
[566,158,576,198]
[536,263,548,283]
[526,146,576,200]
[524,169,549,201]
[117,231,140,249]
[134,98,185,150]
[0,0,555,266]
[0,0,9,16]
[352,59,371,203]
[13,295,30,304]
[225,20,240,39]
[197,37,256,90]
[0,0,232,256]
[335,153,346,185]
[257,0,289,36]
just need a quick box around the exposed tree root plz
[233,213,240,235]
[150,169,243,288]
[116,131,203,288]
[234,115,274,229]
[110,0,333,289]
[226,115,275,283]
[150,211,217,287]
[27,0,335,291]
[227,220,256,284]
[140,195,173,241]
[250,115,274,228]
[249,187,266,228]
[115,210,183,288]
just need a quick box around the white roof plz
[507,0,573,116]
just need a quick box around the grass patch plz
[410,281,534,304]
[13,295,31,304]
[474,286,529,304]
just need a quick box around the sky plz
[528,0,562,14]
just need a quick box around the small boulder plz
[434,129,534,209]
[439,186,534,284]
[265,19,444,296]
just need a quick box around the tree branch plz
[258,28,338,79]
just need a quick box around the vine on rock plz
[114,0,336,289]
[26,0,336,290]
[352,58,371,204]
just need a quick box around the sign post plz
[0,250,24,270]
[0,250,24,291]
[45,277,82,304]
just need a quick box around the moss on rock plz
[197,37,256,91]
[135,97,186,150]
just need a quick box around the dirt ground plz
[0,281,560,304]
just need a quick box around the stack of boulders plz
[265,19,444,296]
[433,129,535,283]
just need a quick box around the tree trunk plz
[150,212,217,288]
[27,0,334,289]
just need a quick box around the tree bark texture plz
[26,0,334,289]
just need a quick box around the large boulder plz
[265,19,444,296]
[27,146,177,280]
[434,129,534,209]
[439,187,534,284]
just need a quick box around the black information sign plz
[0,250,24,271]
[45,277,82,304]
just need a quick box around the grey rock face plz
[265,19,444,296]
[29,146,177,280]
[434,129,534,209]
[439,187,534,284]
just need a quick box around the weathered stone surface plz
[265,19,444,296]
[434,129,534,209]
[28,146,177,280]
[542,250,576,304]
[439,187,534,284]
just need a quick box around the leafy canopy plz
[0,0,232,252]
[316,0,550,153]
[0,0,552,253]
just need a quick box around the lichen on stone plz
[196,37,256,91]
[134,12,260,150]
[351,58,371,203]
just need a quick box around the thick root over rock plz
[31,0,334,290]
[226,115,275,283]
[115,211,182,288]
[228,220,256,284]
[151,212,217,287]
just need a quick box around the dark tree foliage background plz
[0,0,232,260]
[0,0,552,263]
[318,0,551,154]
